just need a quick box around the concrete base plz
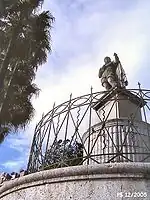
[0,163,150,200]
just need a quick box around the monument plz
[98,53,128,90]
[0,53,150,200]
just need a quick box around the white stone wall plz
[0,163,150,200]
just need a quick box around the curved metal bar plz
[27,88,150,173]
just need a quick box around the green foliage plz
[0,0,54,142]
[42,139,83,170]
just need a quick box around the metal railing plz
[27,87,150,173]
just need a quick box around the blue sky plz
[1,0,150,173]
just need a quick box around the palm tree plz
[0,0,54,142]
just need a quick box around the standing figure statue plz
[98,53,128,90]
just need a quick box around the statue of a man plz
[98,53,128,90]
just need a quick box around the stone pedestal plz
[83,119,150,164]
[82,89,150,164]
[93,89,145,121]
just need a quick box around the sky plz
[1,0,150,173]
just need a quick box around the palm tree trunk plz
[0,62,18,115]
[0,21,22,121]
[0,28,17,91]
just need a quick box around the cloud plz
[1,159,25,172]
[0,134,30,173]
[2,0,150,172]
[33,0,150,121]
[7,134,30,152]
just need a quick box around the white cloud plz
[33,0,150,122]
[1,159,25,172]
[4,0,150,171]
[7,135,30,152]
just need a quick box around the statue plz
[98,53,128,90]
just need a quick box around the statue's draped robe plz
[116,62,128,88]
[99,61,128,88]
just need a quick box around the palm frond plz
[0,0,54,139]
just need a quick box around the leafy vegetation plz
[0,0,54,142]
[42,139,83,170]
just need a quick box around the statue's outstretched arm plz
[114,53,120,64]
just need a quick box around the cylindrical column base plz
[82,119,150,164]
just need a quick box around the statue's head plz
[104,56,111,64]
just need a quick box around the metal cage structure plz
[27,85,150,173]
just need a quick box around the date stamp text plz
[117,192,147,198]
